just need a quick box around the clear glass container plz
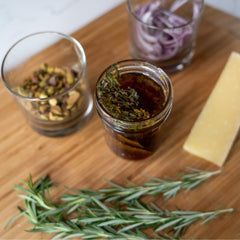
[127,0,204,73]
[95,60,173,160]
[1,31,93,137]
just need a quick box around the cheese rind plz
[183,52,240,166]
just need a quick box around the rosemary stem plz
[196,169,222,179]
[196,208,234,217]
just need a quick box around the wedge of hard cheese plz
[183,51,240,167]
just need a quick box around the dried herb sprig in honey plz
[97,66,150,121]
[5,168,233,240]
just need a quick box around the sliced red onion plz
[133,0,201,61]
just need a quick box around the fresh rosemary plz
[97,66,150,121]
[62,167,222,206]
[74,199,233,237]
[5,168,233,240]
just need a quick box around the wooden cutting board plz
[1,3,240,239]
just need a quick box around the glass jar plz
[127,0,204,73]
[95,60,173,160]
[1,31,93,137]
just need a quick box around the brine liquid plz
[104,72,167,160]
[118,72,166,118]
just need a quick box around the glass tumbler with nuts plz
[1,31,93,137]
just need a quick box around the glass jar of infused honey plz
[95,60,173,160]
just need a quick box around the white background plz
[0,0,239,64]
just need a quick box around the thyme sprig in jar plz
[95,60,173,160]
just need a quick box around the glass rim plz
[126,0,205,30]
[1,31,86,102]
[95,59,173,129]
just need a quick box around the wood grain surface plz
[1,3,240,240]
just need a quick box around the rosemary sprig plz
[9,200,151,240]
[5,176,153,240]
[13,174,55,210]
[4,175,65,230]
[5,168,232,240]
[26,219,152,240]
[9,168,222,218]
[74,199,233,236]
[62,167,222,207]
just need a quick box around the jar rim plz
[1,31,86,102]
[95,59,173,130]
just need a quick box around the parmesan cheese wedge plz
[183,51,240,166]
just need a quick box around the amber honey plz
[119,72,166,118]
[95,60,173,160]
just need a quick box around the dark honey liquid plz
[103,72,168,160]
[118,72,166,118]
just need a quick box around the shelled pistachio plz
[15,64,85,121]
